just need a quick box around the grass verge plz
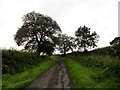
[65,58,120,88]
[2,57,55,89]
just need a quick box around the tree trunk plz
[37,44,41,55]
[63,44,66,55]
[64,50,66,55]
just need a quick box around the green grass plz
[66,54,120,78]
[65,58,120,88]
[2,58,55,89]
[67,54,119,68]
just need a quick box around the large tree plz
[14,11,61,55]
[57,34,75,54]
[75,25,99,52]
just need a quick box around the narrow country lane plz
[25,59,73,89]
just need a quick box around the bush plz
[2,49,49,74]
[109,44,120,58]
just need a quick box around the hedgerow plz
[66,49,120,78]
[2,49,49,74]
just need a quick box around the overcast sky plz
[0,0,119,50]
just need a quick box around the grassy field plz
[2,58,55,89]
[64,56,120,88]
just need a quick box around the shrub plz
[2,49,48,74]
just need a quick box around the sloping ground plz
[25,59,73,89]
[64,58,120,88]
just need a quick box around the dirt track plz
[25,59,73,89]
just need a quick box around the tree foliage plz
[110,37,120,58]
[110,36,120,45]
[14,11,61,55]
[57,34,75,54]
[75,25,99,51]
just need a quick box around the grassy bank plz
[65,58,120,88]
[2,58,55,89]
[65,53,120,78]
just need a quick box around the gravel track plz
[25,59,73,89]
